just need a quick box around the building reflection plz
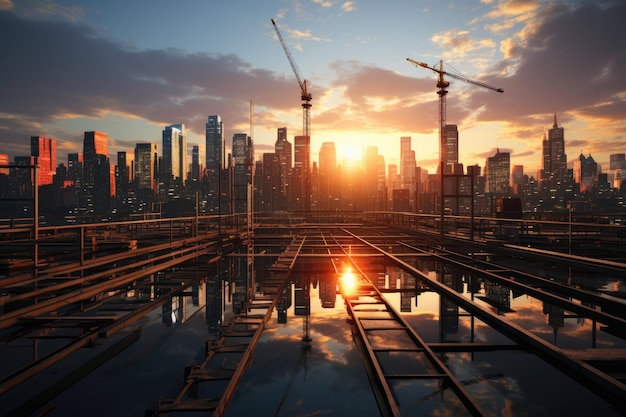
[481,281,513,315]
[206,264,224,337]
[543,302,565,344]
[439,264,464,340]
[319,273,337,308]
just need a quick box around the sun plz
[336,142,363,166]
[339,267,358,295]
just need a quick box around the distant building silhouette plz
[116,151,129,206]
[610,153,626,189]
[511,165,524,196]
[400,137,416,211]
[162,124,187,184]
[232,133,253,213]
[574,153,598,193]
[293,135,310,211]
[485,148,510,196]
[318,142,339,210]
[134,143,157,210]
[206,115,224,212]
[275,127,292,211]
[443,125,459,174]
[541,114,567,183]
[83,131,110,214]
[30,136,56,186]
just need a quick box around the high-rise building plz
[191,145,203,185]
[541,114,567,182]
[134,143,157,190]
[318,142,339,210]
[30,136,56,186]
[400,136,416,210]
[443,125,459,174]
[574,153,598,193]
[12,156,35,198]
[275,127,292,210]
[84,131,108,161]
[485,149,510,195]
[364,146,385,210]
[610,154,626,189]
[116,151,129,204]
[83,131,110,214]
[511,165,524,196]
[0,154,9,176]
[162,124,187,183]
[232,133,253,213]
[260,152,279,211]
[293,135,310,211]
[67,153,83,186]
[206,116,224,210]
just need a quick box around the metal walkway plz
[342,228,626,412]
[336,249,487,417]
[148,236,306,417]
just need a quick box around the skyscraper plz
[116,151,129,204]
[30,136,56,186]
[485,149,510,195]
[541,114,567,182]
[443,125,459,174]
[67,153,83,186]
[83,131,110,213]
[574,153,598,193]
[191,145,202,185]
[134,143,157,190]
[206,115,224,210]
[293,135,310,211]
[511,165,524,196]
[364,146,381,210]
[400,136,416,210]
[232,133,253,213]
[318,142,338,210]
[162,124,187,183]
[610,153,626,189]
[275,127,292,210]
[260,152,279,211]
[84,131,108,161]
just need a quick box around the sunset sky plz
[1,0,624,175]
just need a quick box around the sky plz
[1,0,625,175]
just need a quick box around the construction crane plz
[406,58,503,234]
[272,18,312,137]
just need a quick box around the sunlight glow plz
[339,267,358,296]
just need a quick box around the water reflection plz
[7,240,624,417]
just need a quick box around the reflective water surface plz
[4,247,625,417]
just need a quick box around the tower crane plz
[406,58,503,234]
[272,18,312,137]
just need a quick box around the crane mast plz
[407,57,503,234]
[271,18,312,137]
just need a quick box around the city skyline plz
[1,1,625,174]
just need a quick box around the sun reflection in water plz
[339,267,358,296]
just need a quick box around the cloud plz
[432,29,497,59]
[311,0,333,8]
[340,2,357,13]
[0,10,295,158]
[2,1,625,175]
[7,0,84,21]
[471,3,626,140]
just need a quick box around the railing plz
[3,210,626,275]
[0,213,251,276]
[363,211,626,255]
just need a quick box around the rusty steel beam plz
[344,229,626,410]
